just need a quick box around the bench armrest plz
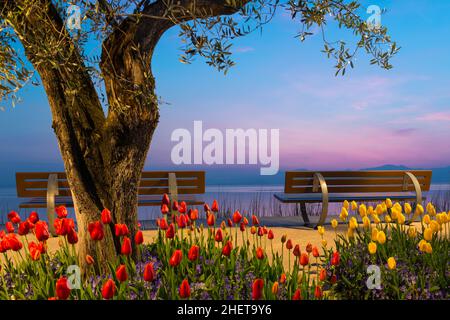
[47,174,59,236]
[313,172,329,227]
[404,171,423,223]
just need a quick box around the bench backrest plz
[16,171,205,198]
[284,170,432,194]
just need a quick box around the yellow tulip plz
[387,257,396,270]
[393,202,402,212]
[430,220,439,233]
[384,215,392,223]
[423,214,431,225]
[377,231,386,244]
[385,198,393,209]
[368,206,375,216]
[408,226,417,238]
[436,213,444,225]
[425,242,433,254]
[418,239,427,252]
[331,219,338,229]
[321,239,328,247]
[371,228,379,241]
[404,203,412,215]
[368,242,377,254]
[349,217,358,230]
[375,204,383,216]
[359,204,367,217]
[381,203,387,213]
[373,214,381,224]
[424,227,433,241]
[351,201,358,211]
[391,208,398,220]
[317,226,325,236]
[362,216,370,229]
[397,213,406,225]
[426,202,436,216]
[343,200,350,210]
[340,207,349,221]
[415,204,424,215]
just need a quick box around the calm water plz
[1,184,449,225]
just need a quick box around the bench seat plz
[274,192,422,203]
[19,194,204,209]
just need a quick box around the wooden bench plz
[16,171,205,234]
[274,170,432,228]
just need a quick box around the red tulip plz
[29,241,45,260]
[257,226,264,237]
[239,222,246,232]
[268,229,274,240]
[161,204,169,215]
[67,227,78,244]
[306,243,313,253]
[286,239,293,250]
[252,215,259,226]
[319,269,327,281]
[292,289,302,300]
[331,251,340,266]
[0,230,5,239]
[115,224,129,237]
[55,277,70,300]
[188,245,199,261]
[250,226,257,234]
[6,222,14,234]
[55,206,68,219]
[178,201,187,214]
[7,234,22,251]
[8,211,21,224]
[18,221,31,236]
[101,209,112,224]
[280,273,286,284]
[222,241,233,257]
[169,249,183,267]
[293,244,301,257]
[314,285,323,299]
[179,279,191,299]
[211,200,219,212]
[35,221,50,241]
[203,203,210,213]
[177,214,187,229]
[28,211,39,224]
[300,253,309,266]
[115,264,128,282]
[121,237,132,256]
[162,193,170,206]
[252,279,264,300]
[166,223,175,239]
[159,218,169,230]
[215,229,223,242]
[135,230,144,245]
[189,209,199,221]
[88,221,104,241]
[263,226,268,234]
[207,213,215,226]
[243,217,249,225]
[232,211,242,224]
[143,263,155,282]
[55,218,75,236]
[227,218,233,228]
[101,279,116,300]
[172,201,179,212]
[256,247,264,260]
[312,246,320,258]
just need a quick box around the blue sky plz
[1,0,450,185]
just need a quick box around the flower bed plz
[0,197,448,300]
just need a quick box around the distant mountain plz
[363,164,411,171]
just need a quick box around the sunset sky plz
[1,0,450,185]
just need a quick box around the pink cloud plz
[418,112,450,121]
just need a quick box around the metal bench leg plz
[168,173,178,221]
[46,173,59,236]
[299,203,312,227]
[403,171,423,224]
